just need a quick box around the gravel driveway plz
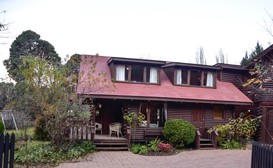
[57,149,251,168]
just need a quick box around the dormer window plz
[116,65,129,81]
[176,69,215,87]
[146,67,158,83]
[176,70,188,85]
[115,64,159,84]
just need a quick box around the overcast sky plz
[1,0,273,80]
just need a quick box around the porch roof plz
[77,55,252,106]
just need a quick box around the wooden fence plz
[251,142,273,168]
[0,133,15,168]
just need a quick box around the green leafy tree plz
[3,30,61,82]
[16,55,114,148]
[0,82,15,110]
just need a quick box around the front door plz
[192,109,205,137]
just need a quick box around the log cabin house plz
[241,44,273,144]
[76,55,252,149]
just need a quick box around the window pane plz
[190,70,201,86]
[116,65,125,81]
[147,67,158,83]
[203,72,214,87]
[176,70,182,84]
[182,70,188,84]
[131,65,144,82]
[125,65,129,81]
[213,106,224,120]
[177,70,188,85]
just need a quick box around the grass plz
[5,127,35,141]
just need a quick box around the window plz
[115,65,159,84]
[190,70,201,86]
[116,65,125,81]
[203,72,214,87]
[176,70,188,85]
[141,104,165,128]
[213,106,224,120]
[146,67,158,83]
[131,65,144,82]
[176,69,215,87]
[116,65,129,81]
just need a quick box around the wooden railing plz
[0,133,15,168]
[195,129,201,149]
[68,119,95,141]
[210,130,219,148]
[126,126,131,146]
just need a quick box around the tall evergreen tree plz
[3,30,61,82]
[240,41,264,65]
[240,51,249,65]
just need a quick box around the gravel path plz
[57,149,252,168]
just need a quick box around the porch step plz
[94,137,129,151]
[199,138,215,149]
[96,146,129,151]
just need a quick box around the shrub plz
[33,115,49,141]
[131,144,148,155]
[15,141,95,165]
[208,111,261,148]
[162,119,195,148]
[0,120,4,134]
[221,140,242,149]
[148,138,162,152]
[158,142,174,153]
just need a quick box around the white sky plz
[1,0,273,80]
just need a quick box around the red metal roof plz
[77,55,252,105]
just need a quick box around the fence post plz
[0,134,3,167]
[3,133,10,168]
[251,142,273,168]
[9,133,15,168]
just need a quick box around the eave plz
[163,62,221,71]
[107,57,166,66]
[78,94,252,106]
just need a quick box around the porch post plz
[90,104,96,141]
[147,107,150,128]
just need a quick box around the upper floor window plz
[176,69,215,87]
[115,65,159,84]
[176,70,188,85]
[146,67,158,83]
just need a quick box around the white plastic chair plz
[109,122,123,137]
[95,122,102,134]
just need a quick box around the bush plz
[33,115,49,141]
[209,111,261,148]
[15,141,95,165]
[131,144,148,155]
[162,119,195,148]
[158,142,174,153]
[221,140,242,149]
[0,120,4,134]
[148,138,162,152]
